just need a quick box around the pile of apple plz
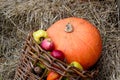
[32,30,83,80]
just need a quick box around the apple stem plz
[65,23,74,33]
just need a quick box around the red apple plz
[47,71,60,80]
[51,50,65,61]
[40,38,54,51]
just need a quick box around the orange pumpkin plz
[47,17,102,69]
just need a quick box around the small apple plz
[40,38,54,51]
[47,71,60,80]
[62,77,69,80]
[51,50,65,61]
[36,62,46,69]
[33,29,48,44]
[34,66,42,74]
[70,61,83,71]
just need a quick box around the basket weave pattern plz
[14,30,98,80]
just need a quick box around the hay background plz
[0,0,119,80]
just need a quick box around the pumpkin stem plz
[65,23,73,33]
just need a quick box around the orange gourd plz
[47,17,102,70]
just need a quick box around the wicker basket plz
[14,30,99,80]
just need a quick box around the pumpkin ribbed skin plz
[47,17,102,70]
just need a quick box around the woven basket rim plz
[14,30,99,80]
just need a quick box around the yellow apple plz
[33,30,48,44]
[70,61,83,71]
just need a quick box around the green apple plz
[33,29,48,44]
[62,77,69,80]
[70,61,83,71]
[36,62,46,69]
